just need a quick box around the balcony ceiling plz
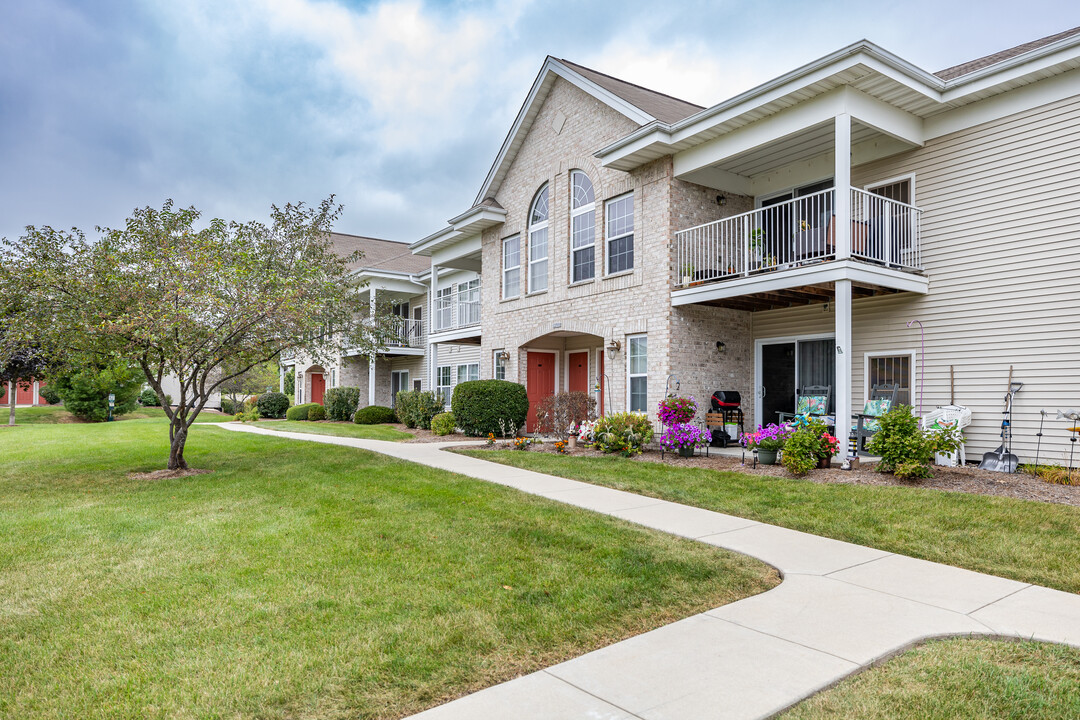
[710,118,880,178]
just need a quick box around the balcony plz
[432,282,482,339]
[672,188,927,310]
[385,317,425,350]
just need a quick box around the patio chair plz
[852,384,900,455]
[778,385,832,425]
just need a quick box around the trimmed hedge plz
[431,412,456,436]
[324,386,360,422]
[451,380,528,437]
[256,391,290,419]
[286,403,318,421]
[220,398,236,415]
[395,390,443,429]
[307,404,326,421]
[354,405,397,425]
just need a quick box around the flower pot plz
[678,445,695,458]
[568,436,577,450]
[818,456,832,469]
[757,449,778,465]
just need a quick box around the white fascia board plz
[670,260,929,307]
[472,57,657,206]
[448,204,506,228]
[357,273,428,296]
[430,234,482,267]
[941,33,1080,101]
[428,326,482,344]
[410,226,463,256]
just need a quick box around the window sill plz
[603,269,635,280]
[500,295,520,303]
[525,290,548,297]
[568,278,596,288]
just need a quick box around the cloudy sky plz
[1,0,1076,243]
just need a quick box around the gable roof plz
[936,25,1080,80]
[329,232,429,275]
[558,59,704,124]
[471,56,702,205]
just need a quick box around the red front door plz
[568,352,589,393]
[526,352,555,432]
[310,373,325,405]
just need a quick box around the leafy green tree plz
[1,197,393,469]
[51,362,143,422]
[218,359,281,409]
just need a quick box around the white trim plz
[502,234,521,300]
[865,173,916,204]
[862,349,918,408]
[528,185,550,294]
[391,369,410,406]
[753,333,836,428]
[570,170,597,283]
[626,333,648,413]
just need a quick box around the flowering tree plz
[1,198,393,470]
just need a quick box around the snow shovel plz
[979,367,1021,473]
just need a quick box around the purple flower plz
[659,422,711,450]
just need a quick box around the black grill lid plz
[711,391,742,409]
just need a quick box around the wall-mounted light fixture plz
[715,341,726,354]
[606,339,621,360]
[716,194,727,206]
[496,350,510,362]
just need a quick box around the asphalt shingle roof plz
[558,58,705,124]
[328,233,429,274]
[935,26,1080,80]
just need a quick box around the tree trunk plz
[168,420,189,470]
[7,385,14,426]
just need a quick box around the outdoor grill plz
[708,390,745,447]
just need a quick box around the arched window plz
[528,185,549,293]
[570,170,595,282]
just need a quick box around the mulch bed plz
[465,441,1080,508]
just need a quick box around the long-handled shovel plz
[1034,410,1047,477]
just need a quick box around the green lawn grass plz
[461,451,1080,594]
[3,405,233,425]
[253,419,414,441]
[782,639,1080,719]
[0,422,775,719]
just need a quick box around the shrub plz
[868,404,963,480]
[324,386,360,422]
[39,384,62,405]
[396,390,444,430]
[138,388,159,406]
[536,391,597,438]
[431,412,456,436]
[283,368,295,397]
[591,412,654,456]
[451,380,529,437]
[50,362,144,422]
[256,391,290,419]
[286,403,317,421]
[307,404,326,421]
[781,417,838,476]
[243,396,259,413]
[220,397,235,415]
[354,405,397,424]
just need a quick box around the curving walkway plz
[218,423,1080,720]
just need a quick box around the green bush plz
[395,390,444,429]
[431,412,456,436]
[286,403,317,421]
[256,391,290,419]
[868,404,963,480]
[450,380,529,437]
[138,388,159,406]
[283,368,295,397]
[39,384,62,405]
[780,417,838,476]
[50,362,144,422]
[220,397,235,415]
[307,404,326,421]
[324,386,360,422]
[591,412,654,456]
[354,405,397,424]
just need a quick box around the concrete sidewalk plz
[218,423,1080,720]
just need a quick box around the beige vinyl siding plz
[756,91,1080,464]
[434,343,483,402]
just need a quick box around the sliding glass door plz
[756,337,835,426]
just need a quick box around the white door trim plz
[754,332,835,427]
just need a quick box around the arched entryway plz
[301,364,327,405]
[520,330,606,432]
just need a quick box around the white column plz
[428,265,439,390]
[835,279,853,455]
[834,113,852,261]
[278,364,285,392]
[368,287,377,407]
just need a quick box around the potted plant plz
[658,395,698,426]
[741,423,789,465]
[660,423,711,458]
[780,416,838,475]
[681,263,695,286]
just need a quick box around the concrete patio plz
[218,423,1080,720]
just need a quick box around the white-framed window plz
[502,235,521,299]
[457,363,479,385]
[494,350,507,381]
[627,334,647,412]
[528,185,549,293]
[606,192,634,274]
[330,368,337,388]
[390,370,409,407]
[436,366,452,404]
[436,286,453,330]
[865,352,913,406]
[570,170,596,283]
[457,278,480,326]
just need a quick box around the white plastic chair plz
[921,405,972,466]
